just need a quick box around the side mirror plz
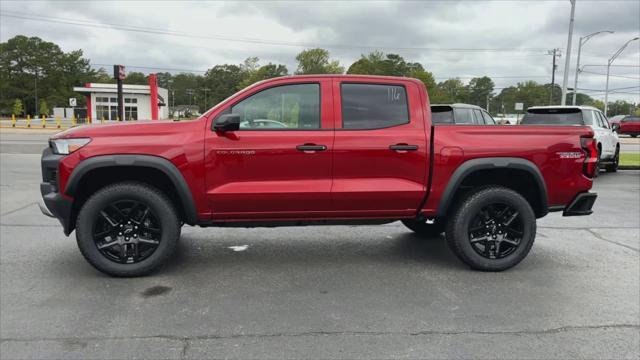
[213,114,240,132]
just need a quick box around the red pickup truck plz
[40,75,598,276]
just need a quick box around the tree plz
[0,35,97,115]
[12,99,23,116]
[295,48,343,75]
[238,58,289,89]
[467,76,495,108]
[124,72,147,85]
[436,78,469,103]
[39,99,49,116]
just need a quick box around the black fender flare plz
[65,155,198,225]
[436,157,548,218]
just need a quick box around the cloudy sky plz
[1,0,639,103]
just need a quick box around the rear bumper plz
[40,147,74,235]
[562,192,597,216]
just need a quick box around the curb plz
[619,166,640,170]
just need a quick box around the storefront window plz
[125,106,138,121]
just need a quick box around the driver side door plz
[204,79,334,220]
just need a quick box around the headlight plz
[49,138,91,155]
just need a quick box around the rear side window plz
[520,108,583,125]
[431,106,453,124]
[482,111,496,125]
[623,116,640,122]
[453,108,474,124]
[341,83,409,129]
[583,110,597,126]
[472,110,485,124]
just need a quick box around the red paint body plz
[53,75,595,223]
[618,117,640,135]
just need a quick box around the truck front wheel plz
[445,186,536,271]
[75,182,181,277]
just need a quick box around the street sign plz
[69,98,77,107]
[514,102,524,111]
[113,65,125,80]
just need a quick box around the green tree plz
[0,35,97,115]
[38,99,49,116]
[12,99,23,116]
[467,76,495,108]
[124,72,147,85]
[238,57,289,89]
[436,78,469,103]
[295,48,343,75]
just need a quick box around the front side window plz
[341,83,409,129]
[231,84,320,130]
[453,108,474,124]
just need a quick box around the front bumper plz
[40,147,74,235]
[563,192,597,216]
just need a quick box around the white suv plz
[521,106,620,172]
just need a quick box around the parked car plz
[617,115,640,137]
[608,114,626,132]
[431,103,496,124]
[40,75,598,276]
[521,106,620,172]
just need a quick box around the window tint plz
[520,108,583,125]
[482,111,496,124]
[231,84,320,130]
[622,116,640,123]
[583,110,597,126]
[341,84,409,129]
[472,110,485,124]
[597,112,610,128]
[431,106,453,124]
[453,108,474,124]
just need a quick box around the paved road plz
[1,151,639,358]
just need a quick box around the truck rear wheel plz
[75,182,181,277]
[401,219,444,237]
[445,186,536,271]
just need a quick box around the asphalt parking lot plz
[1,132,639,359]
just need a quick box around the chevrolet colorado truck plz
[40,75,598,277]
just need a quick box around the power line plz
[0,11,551,53]
[580,70,640,80]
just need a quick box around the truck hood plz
[51,120,202,139]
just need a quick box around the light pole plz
[604,37,639,116]
[572,30,614,105]
[560,0,576,106]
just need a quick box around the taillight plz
[581,137,598,178]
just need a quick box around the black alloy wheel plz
[93,200,161,264]
[76,182,180,277]
[467,203,523,259]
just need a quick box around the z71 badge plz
[216,150,256,155]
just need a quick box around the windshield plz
[431,106,454,124]
[520,108,583,125]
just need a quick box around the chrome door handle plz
[296,144,327,151]
[389,144,418,151]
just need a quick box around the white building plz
[73,82,169,121]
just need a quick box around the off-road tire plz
[76,182,181,277]
[401,219,445,237]
[445,186,536,271]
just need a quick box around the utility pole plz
[201,88,210,111]
[572,31,614,105]
[561,0,576,105]
[549,49,560,105]
[605,37,639,116]
[34,70,38,117]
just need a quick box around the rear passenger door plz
[331,80,429,217]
